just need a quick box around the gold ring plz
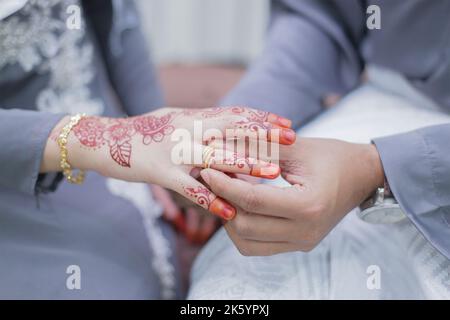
[202,146,215,168]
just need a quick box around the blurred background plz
[136,0,270,108]
[134,0,270,287]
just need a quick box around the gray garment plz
[0,0,178,299]
[223,0,450,258]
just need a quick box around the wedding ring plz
[202,146,215,168]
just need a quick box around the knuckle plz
[234,217,251,238]
[239,188,261,211]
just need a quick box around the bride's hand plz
[44,106,296,220]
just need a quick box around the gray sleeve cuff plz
[0,109,65,196]
[373,124,450,259]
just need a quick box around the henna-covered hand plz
[45,107,296,220]
[72,112,177,168]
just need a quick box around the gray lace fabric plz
[0,0,177,298]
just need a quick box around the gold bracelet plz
[58,113,86,184]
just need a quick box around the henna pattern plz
[235,119,271,132]
[73,113,176,168]
[183,106,240,118]
[73,117,107,148]
[247,109,269,122]
[70,107,277,169]
[221,152,251,169]
[182,106,269,122]
[133,112,177,145]
[103,121,135,167]
[183,186,215,208]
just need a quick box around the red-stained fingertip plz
[209,197,236,220]
[267,113,293,128]
[280,129,296,145]
[269,128,296,145]
[250,162,281,179]
[278,117,292,128]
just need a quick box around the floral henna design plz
[133,112,177,145]
[183,185,236,219]
[247,109,269,122]
[73,113,176,168]
[183,186,215,208]
[182,106,269,121]
[103,121,136,167]
[183,106,242,118]
[211,152,279,178]
[221,152,250,169]
[235,119,272,132]
[73,117,107,148]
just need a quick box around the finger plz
[201,168,300,217]
[227,210,296,242]
[208,136,274,163]
[229,123,296,145]
[267,113,292,128]
[214,106,292,128]
[268,125,296,145]
[224,225,303,256]
[169,171,236,220]
[198,146,280,179]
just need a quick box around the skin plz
[200,137,385,256]
[40,106,295,220]
[152,172,260,245]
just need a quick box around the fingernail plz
[200,170,210,184]
[251,162,280,179]
[267,113,292,128]
[277,117,292,128]
[281,129,296,145]
[209,198,236,220]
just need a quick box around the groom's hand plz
[200,138,385,256]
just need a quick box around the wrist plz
[66,116,109,173]
[364,143,385,196]
[40,115,71,173]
